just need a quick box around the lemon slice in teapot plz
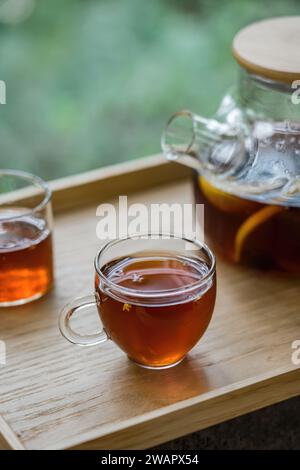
[198,176,259,214]
[198,176,285,264]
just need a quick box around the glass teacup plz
[59,233,216,369]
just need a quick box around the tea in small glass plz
[59,234,216,369]
[0,213,53,304]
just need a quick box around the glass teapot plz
[161,17,300,273]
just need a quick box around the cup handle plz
[59,294,108,346]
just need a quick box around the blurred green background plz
[0,0,299,179]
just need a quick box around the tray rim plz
[67,366,300,450]
[49,154,192,213]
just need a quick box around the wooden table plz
[0,155,299,450]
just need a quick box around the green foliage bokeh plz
[0,0,299,179]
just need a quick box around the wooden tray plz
[0,155,299,450]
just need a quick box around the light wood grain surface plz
[0,155,299,450]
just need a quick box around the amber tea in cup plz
[0,170,53,306]
[59,234,216,369]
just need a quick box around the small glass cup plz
[59,233,216,369]
[0,169,54,306]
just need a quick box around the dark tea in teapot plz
[195,176,300,273]
[96,254,216,368]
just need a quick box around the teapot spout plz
[161,110,248,177]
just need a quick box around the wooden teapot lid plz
[233,16,300,85]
